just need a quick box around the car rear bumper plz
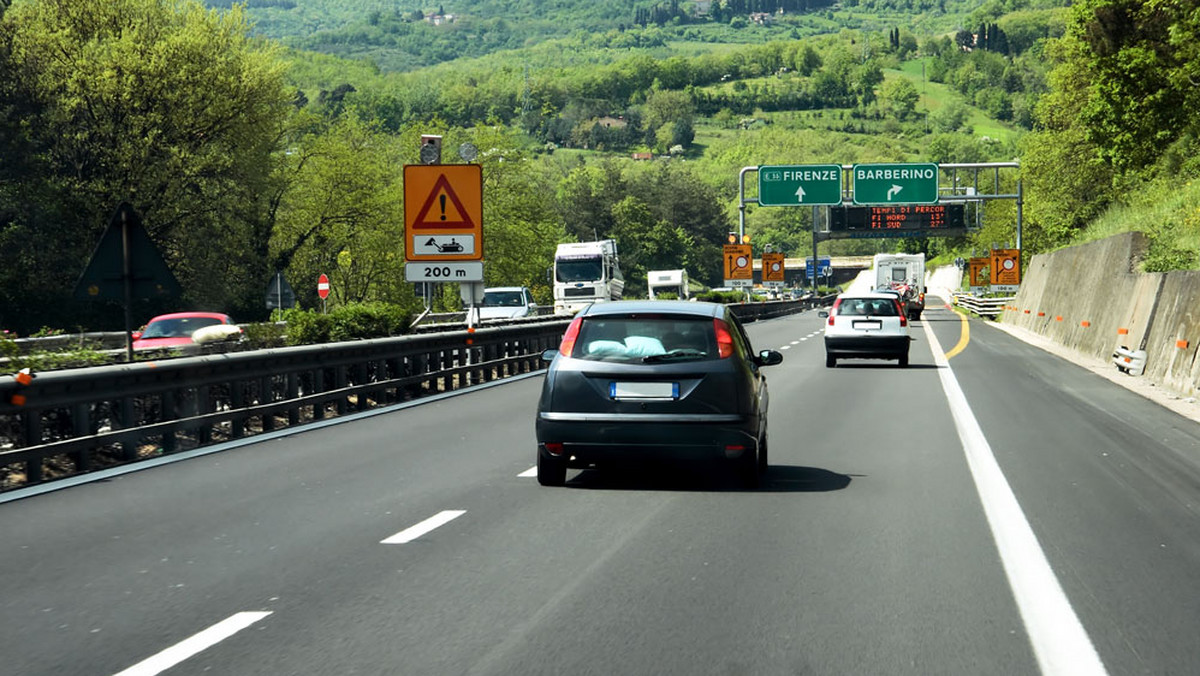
[824,335,909,356]
[536,412,759,465]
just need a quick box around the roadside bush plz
[280,303,413,346]
[281,309,334,346]
[329,302,411,341]
[241,321,287,349]
[695,290,745,303]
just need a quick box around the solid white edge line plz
[381,509,467,544]
[518,466,537,478]
[922,319,1107,676]
[112,611,271,676]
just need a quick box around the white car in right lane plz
[820,292,910,368]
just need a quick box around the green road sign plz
[758,164,842,206]
[852,163,939,205]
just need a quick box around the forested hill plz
[204,0,1058,72]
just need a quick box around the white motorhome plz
[647,269,689,300]
[873,252,926,320]
[553,240,624,314]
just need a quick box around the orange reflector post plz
[1056,316,1063,322]
[15,371,33,386]
[1081,321,1091,327]
[1177,339,1190,349]
[10,394,26,406]
[1023,309,1030,314]
[1037,312,1045,317]
[1117,328,1129,335]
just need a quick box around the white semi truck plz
[647,269,689,300]
[873,252,926,320]
[552,239,624,314]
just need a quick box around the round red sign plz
[317,273,330,299]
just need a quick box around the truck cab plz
[553,240,624,315]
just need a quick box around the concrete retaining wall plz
[1003,232,1200,399]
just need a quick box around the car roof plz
[580,300,722,318]
[837,292,902,300]
[146,312,230,321]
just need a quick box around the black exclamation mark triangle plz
[412,174,475,230]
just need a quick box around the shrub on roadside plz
[695,290,746,303]
[329,302,411,341]
[240,321,287,349]
[280,302,413,346]
[281,309,334,346]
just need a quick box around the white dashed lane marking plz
[112,612,272,676]
[381,510,467,544]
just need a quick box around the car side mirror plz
[541,349,559,362]
[818,311,829,318]
[757,349,783,366]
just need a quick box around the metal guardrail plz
[952,292,1014,318]
[0,299,823,493]
[0,322,568,492]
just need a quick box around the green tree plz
[1059,0,1198,173]
[270,113,405,307]
[0,0,290,330]
[642,88,696,140]
[878,77,919,120]
[929,100,970,133]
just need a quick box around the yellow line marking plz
[943,308,970,360]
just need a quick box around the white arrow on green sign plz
[852,162,939,205]
[758,164,842,206]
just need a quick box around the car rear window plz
[141,317,224,338]
[574,315,715,363]
[836,298,899,317]
[483,291,524,307]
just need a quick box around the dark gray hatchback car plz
[535,300,783,487]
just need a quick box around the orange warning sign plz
[723,244,752,280]
[761,253,785,283]
[404,164,483,261]
[990,248,1020,286]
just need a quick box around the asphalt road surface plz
[3,298,1199,675]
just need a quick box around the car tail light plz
[895,300,907,326]
[544,442,564,457]
[724,444,746,458]
[828,298,840,326]
[558,315,583,356]
[713,318,735,358]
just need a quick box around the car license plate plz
[853,320,882,330]
[610,381,679,400]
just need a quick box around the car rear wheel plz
[825,353,837,368]
[537,452,567,486]
[898,352,909,368]
[739,448,760,489]
[758,431,769,474]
